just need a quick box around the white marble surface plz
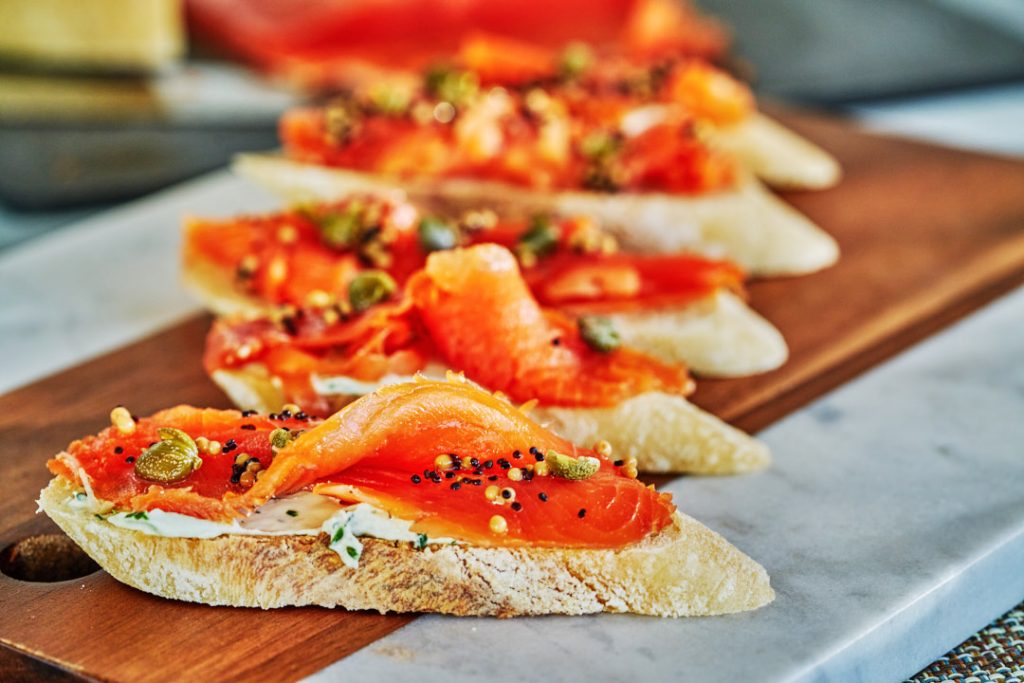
[308,287,1024,683]
[0,172,276,393]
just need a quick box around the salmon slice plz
[49,381,675,548]
[408,244,693,406]
[48,406,317,519]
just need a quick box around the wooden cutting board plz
[1,113,1023,682]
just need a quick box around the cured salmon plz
[48,380,676,548]
[205,244,694,413]
[408,244,693,405]
[184,198,744,314]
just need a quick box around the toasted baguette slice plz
[608,290,787,377]
[211,367,770,475]
[233,154,839,277]
[182,253,787,378]
[533,392,769,475]
[709,113,842,191]
[39,477,773,616]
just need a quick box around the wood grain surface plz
[1,113,1023,682]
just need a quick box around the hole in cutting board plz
[0,534,99,582]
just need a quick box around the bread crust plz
[709,113,841,190]
[39,477,773,617]
[233,154,838,277]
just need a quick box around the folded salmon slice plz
[48,381,675,548]
[205,244,695,412]
[408,244,693,406]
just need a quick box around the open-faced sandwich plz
[235,36,839,276]
[39,378,773,616]
[183,195,787,377]
[203,243,769,474]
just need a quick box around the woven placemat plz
[908,600,1024,682]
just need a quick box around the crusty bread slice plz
[708,113,842,191]
[233,154,839,277]
[39,477,773,616]
[533,392,770,475]
[182,252,787,378]
[210,367,770,475]
[609,290,787,377]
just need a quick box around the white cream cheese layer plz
[68,491,450,567]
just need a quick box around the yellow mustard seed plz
[489,515,508,535]
[110,406,136,435]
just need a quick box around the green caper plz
[317,207,362,250]
[517,215,559,260]
[418,217,459,252]
[579,130,621,161]
[424,66,479,105]
[546,450,601,480]
[349,270,397,312]
[269,428,292,450]
[578,316,621,352]
[368,84,412,115]
[560,42,593,79]
[134,427,202,484]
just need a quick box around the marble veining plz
[307,287,1024,683]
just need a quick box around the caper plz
[578,315,621,353]
[560,42,593,79]
[269,428,292,450]
[579,130,621,161]
[517,215,559,261]
[418,217,459,252]
[134,427,203,484]
[368,84,412,115]
[424,66,479,105]
[546,450,601,480]
[348,270,397,312]
[317,207,362,250]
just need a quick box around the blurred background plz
[1,0,1023,250]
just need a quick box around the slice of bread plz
[533,391,770,475]
[609,290,788,377]
[708,113,842,191]
[182,252,787,379]
[233,154,839,277]
[39,477,773,616]
[210,367,770,475]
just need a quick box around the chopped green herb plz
[125,511,149,520]
[346,546,359,559]
[418,217,459,252]
[332,527,346,544]
[286,510,299,518]
[416,533,429,550]
[578,315,621,352]
[348,270,398,312]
